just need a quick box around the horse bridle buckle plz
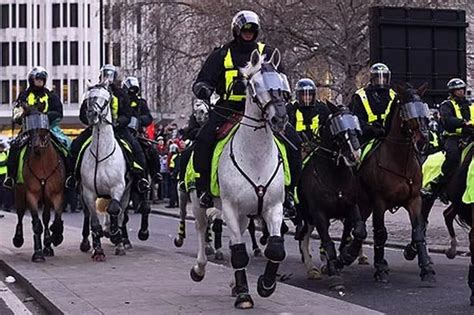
[256,185,266,197]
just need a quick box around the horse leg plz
[30,209,45,262]
[300,225,321,280]
[190,191,209,282]
[339,205,367,267]
[248,218,261,257]
[42,206,54,257]
[174,191,188,247]
[82,191,105,261]
[121,210,132,249]
[13,207,25,248]
[444,205,458,259]
[107,198,123,246]
[257,205,286,299]
[114,205,126,256]
[314,211,344,291]
[373,207,389,283]
[50,206,64,247]
[137,200,150,241]
[407,197,436,282]
[260,220,269,246]
[211,209,224,261]
[468,205,474,305]
[80,196,91,252]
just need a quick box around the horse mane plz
[240,52,266,79]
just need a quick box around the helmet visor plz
[329,114,361,136]
[296,89,316,106]
[249,71,290,105]
[401,101,430,120]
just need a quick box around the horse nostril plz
[271,117,279,125]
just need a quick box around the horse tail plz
[96,198,110,214]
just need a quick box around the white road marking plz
[0,281,32,315]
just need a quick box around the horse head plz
[393,82,430,145]
[323,101,362,166]
[84,84,113,126]
[23,112,51,155]
[240,48,290,132]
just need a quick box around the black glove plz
[194,82,213,101]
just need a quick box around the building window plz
[1,42,9,66]
[19,42,26,65]
[19,80,26,93]
[70,3,78,27]
[36,5,40,29]
[62,3,68,27]
[87,4,90,28]
[19,4,26,28]
[52,41,60,65]
[113,43,121,67]
[62,41,68,65]
[11,4,16,28]
[11,82,17,101]
[1,81,9,104]
[11,42,16,66]
[1,4,9,29]
[112,5,120,30]
[71,79,79,103]
[52,79,61,97]
[103,5,109,29]
[70,41,78,65]
[37,42,40,65]
[52,3,60,28]
[63,79,68,104]
[87,42,91,66]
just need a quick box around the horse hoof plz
[190,266,204,282]
[43,247,54,257]
[103,230,110,239]
[403,244,417,261]
[52,234,64,247]
[205,245,215,256]
[470,295,474,306]
[259,236,268,246]
[234,293,254,309]
[115,247,126,256]
[445,248,456,260]
[174,236,184,248]
[257,275,276,298]
[110,233,122,245]
[214,251,224,261]
[253,248,262,257]
[32,251,45,263]
[80,240,91,252]
[421,270,436,283]
[138,229,149,241]
[358,255,369,265]
[374,270,389,283]
[328,275,344,291]
[123,240,133,250]
[92,249,106,262]
[320,264,328,275]
[13,236,24,248]
[308,267,322,280]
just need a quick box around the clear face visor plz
[329,114,361,136]
[84,87,112,111]
[401,101,430,120]
[249,71,290,105]
[100,70,115,84]
[297,88,316,106]
[371,72,391,87]
[24,113,49,131]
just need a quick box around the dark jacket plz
[17,87,63,123]
[350,85,392,132]
[182,114,201,141]
[287,100,329,142]
[192,39,279,114]
[79,84,131,130]
[439,96,472,136]
[129,95,153,129]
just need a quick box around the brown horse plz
[12,112,66,262]
[357,83,436,282]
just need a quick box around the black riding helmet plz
[295,78,316,106]
[27,66,48,87]
[231,10,260,42]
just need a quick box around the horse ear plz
[393,82,407,99]
[269,49,281,69]
[250,49,260,68]
[326,100,338,113]
[417,82,429,97]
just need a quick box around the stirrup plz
[199,192,214,209]
[137,178,151,193]
[65,176,76,189]
[283,194,296,219]
[3,177,14,190]
[178,181,186,192]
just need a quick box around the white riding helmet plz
[122,76,140,94]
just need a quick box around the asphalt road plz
[62,211,473,315]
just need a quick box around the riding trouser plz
[178,144,194,188]
[436,137,461,189]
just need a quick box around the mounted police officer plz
[68,65,150,193]
[351,63,397,144]
[193,10,300,214]
[3,66,72,189]
[431,78,474,196]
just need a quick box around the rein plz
[26,143,62,200]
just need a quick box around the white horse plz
[190,49,290,309]
[79,84,131,261]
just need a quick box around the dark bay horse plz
[357,83,435,282]
[298,103,366,291]
[13,111,66,262]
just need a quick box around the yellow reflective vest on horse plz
[295,109,319,133]
[223,42,265,102]
[444,98,474,136]
[0,151,7,176]
[355,88,396,124]
[27,92,49,113]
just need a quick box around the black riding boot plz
[3,144,21,189]
[282,125,302,219]
[64,155,76,189]
[194,123,216,209]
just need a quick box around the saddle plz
[216,114,242,140]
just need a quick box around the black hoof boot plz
[190,266,204,282]
[43,246,54,257]
[234,293,254,309]
[13,235,24,248]
[92,248,106,262]
[420,267,436,283]
[80,239,91,252]
[374,260,389,283]
[257,275,276,298]
[403,243,417,261]
[445,247,456,259]
[259,235,268,246]
[138,229,149,241]
[328,275,345,292]
[109,230,122,245]
[470,295,474,306]
[50,221,64,246]
[253,248,262,257]
[174,236,184,247]
[32,251,45,263]
[123,238,132,250]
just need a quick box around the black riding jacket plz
[128,94,153,129]
[182,114,201,141]
[439,96,473,137]
[287,100,330,142]
[79,84,131,130]
[192,39,278,114]
[350,85,392,133]
[17,87,63,123]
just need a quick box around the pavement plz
[151,199,471,255]
[0,210,382,315]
